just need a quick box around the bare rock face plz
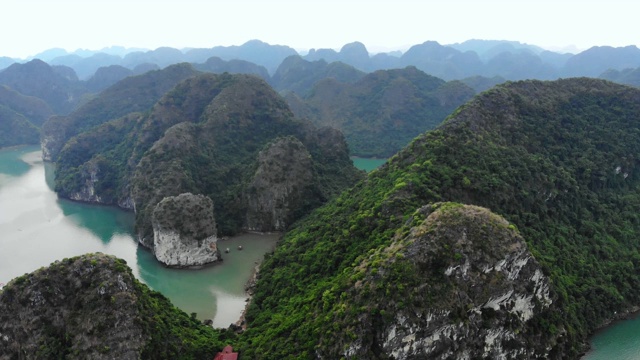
[244,136,314,232]
[321,203,565,359]
[41,116,66,161]
[151,193,219,267]
[66,158,102,203]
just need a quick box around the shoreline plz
[232,231,281,330]
[233,261,261,330]
[579,304,640,357]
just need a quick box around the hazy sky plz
[1,0,638,58]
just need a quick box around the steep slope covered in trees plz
[42,63,199,161]
[0,85,54,147]
[0,105,40,147]
[54,72,362,247]
[0,59,86,114]
[240,78,640,358]
[0,85,54,127]
[288,66,475,157]
[271,55,366,96]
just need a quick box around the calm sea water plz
[0,145,279,327]
[581,312,640,359]
[351,157,387,172]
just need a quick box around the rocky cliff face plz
[151,193,220,267]
[244,136,314,232]
[0,254,147,359]
[66,158,102,203]
[319,203,564,359]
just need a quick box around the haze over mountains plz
[3,38,640,154]
[3,39,640,83]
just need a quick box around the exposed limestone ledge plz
[244,136,314,232]
[377,204,559,359]
[321,203,565,359]
[152,193,220,267]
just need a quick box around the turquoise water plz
[351,157,387,172]
[0,145,279,327]
[582,312,640,359]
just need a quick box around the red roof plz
[213,345,238,360]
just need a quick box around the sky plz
[1,0,638,59]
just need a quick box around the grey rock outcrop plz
[151,193,219,267]
[67,158,102,203]
[244,136,314,232]
[41,117,66,161]
[321,203,565,359]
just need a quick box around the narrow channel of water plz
[351,156,387,172]
[0,146,278,327]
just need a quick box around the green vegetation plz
[271,55,366,96]
[42,63,200,161]
[0,85,54,127]
[289,66,475,157]
[238,78,640,358]
[0,84,55,147]
[54,72,362,243]
[135,278,235,359]
[0,59,87,115]
[0,105,40,147]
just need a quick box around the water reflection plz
[57,200,135,244]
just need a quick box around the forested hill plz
[42,63,200,161]
[53,72,362,244]
[240,78,640,358]
[0,85,54,147]
[287,66,475,157]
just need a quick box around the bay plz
[0,145,278,328]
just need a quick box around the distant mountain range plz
[2,39,640,84]
[3,38,640,154]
